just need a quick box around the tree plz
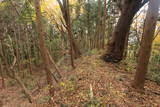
[0,57,5,89]
[102,0,149,62]
[57,0,82,68]
[94,0,102,49]
[34,0,57,96]
[133,0,160,89]
[100,0,107,49]
[86,0,91,49]
[57,0,81,57]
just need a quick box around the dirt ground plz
[0,55,160,107]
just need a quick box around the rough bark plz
[133,0,160,89]
[102,0,149,62]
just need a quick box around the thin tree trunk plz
[87,0,91,49]
[1,39,34,103]
[133,0,160,89]
[14,74,34,103]
[95,0,102,49]
[57,0,81,60]
[66,17,75,68]
[26,28,33,75]
[0,63,5,89]
[100,0,107,49]
[0,41,5,89]
[34,0,54,96]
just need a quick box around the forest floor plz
[0,53,160,107]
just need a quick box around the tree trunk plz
[34,0,54,96]
[95,0,102,49]
[57,0,81,60]
[0,41,5,89]
[100,0,107,49]
[102,0,148,62]
[123,32,129,59]
[87,0,91,49]
[133,0,160,89]
[0,63,5,89]
[14,74,34,103]
[1,40,34,103]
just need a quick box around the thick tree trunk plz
[103,0,148,62]
[103,11,134,62]
[133,0,160,89]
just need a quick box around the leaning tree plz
[133,0,160,89]
[103,0,149,62]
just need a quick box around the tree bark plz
[95,0,102,49]
[0,63,5,89]
[14,74,34,103]
[86,0,92,49]
[133,0,160,89]
[34,0,54,96]
[100,0,107,49]
[102,0,149,62]
[0,41,5,89]
[1,40,34,103]
[57,0,81,60]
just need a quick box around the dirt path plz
[0,55,160,107]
